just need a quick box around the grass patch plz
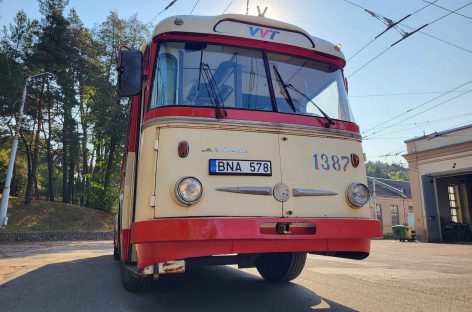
[1,196,114,232]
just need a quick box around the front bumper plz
[130,217,382,270]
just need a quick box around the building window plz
[407,206,415,229]
[391,205,399,225]
[448,185,460,223]
[375,204,382,221]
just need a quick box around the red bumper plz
[130,218,382,270]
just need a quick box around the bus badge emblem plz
[273,183,290,202]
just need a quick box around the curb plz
[0,231,113,242]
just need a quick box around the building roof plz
[367,177,412,198]
[404,124,472,143]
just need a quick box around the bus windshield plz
[150,41,354,122]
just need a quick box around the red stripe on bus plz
[155,33,346,68]
[127,96,140,152]
[144,106,360,133]
[131,218,380,243]
[130,218,380,269]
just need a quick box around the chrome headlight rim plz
[174,176,203,206]
[346,182,370,208]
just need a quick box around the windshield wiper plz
[272,65,296,113]
[200,62,227,119]
[272,65,335,127]
[285,84,335,127]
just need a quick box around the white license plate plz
[209,159,272,176]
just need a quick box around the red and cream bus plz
[114,13,382,292]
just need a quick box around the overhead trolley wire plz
[362,80,472,135]
[412,0,440,15]
[399,23,472,55]
[369,146,406,158]
[350,90,472,98]
[347,38,377,61]
[146,0,178,26]
[422,0,472,20]
[344,0,438,61]
[363,112,472,137]
[345,0,472,55]
[347,46,391,78]
[428,1,472,24]
[222,0,234,14]
[344,1,472,78]
[365,119,472,142]
[364,87,472,138]
[368,90,472,136]
[190,0,200,15]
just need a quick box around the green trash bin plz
[392,225,415,242]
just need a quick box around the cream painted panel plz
[121,153,135,229]
[134,128,160,222]
[154,127,282,217]
[280,135,370,218]
[417,153,472,174]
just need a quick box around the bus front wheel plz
[112,222,120,260]
[255,252,307,282]
[120,262,151,292]
[113,244,120,260]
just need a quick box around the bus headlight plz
[175,177,203,206]
[346,183,370,208]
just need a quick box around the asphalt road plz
[1,240,472,312]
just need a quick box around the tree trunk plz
[19,129,32,196]
[78,86,88,206]
[62,125,68,203]
[67,145,75,204]
[25,117,42,205]
[25,77,46,206]
[34,175,40,200]
[103,136,116,192]
[85,148,95,207]
[45,82,54,201]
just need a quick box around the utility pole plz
[0,72,52,229]
[246,0,249,15]
[373,177,377,220]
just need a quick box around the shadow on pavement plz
[0,255,358,312]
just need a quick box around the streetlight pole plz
[0,72,52,229]
[373,177,377,220]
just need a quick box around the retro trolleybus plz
[114,13,382,292]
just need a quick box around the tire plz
[113,224,120,260]
[255,252,307,282]
[113,243,120,260]
[120,262,151,292]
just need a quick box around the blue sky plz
[1,0,472,165]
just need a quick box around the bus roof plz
[153,14,345,61]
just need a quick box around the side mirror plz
[117,48,143,97]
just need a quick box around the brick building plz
[368,177,414,236]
